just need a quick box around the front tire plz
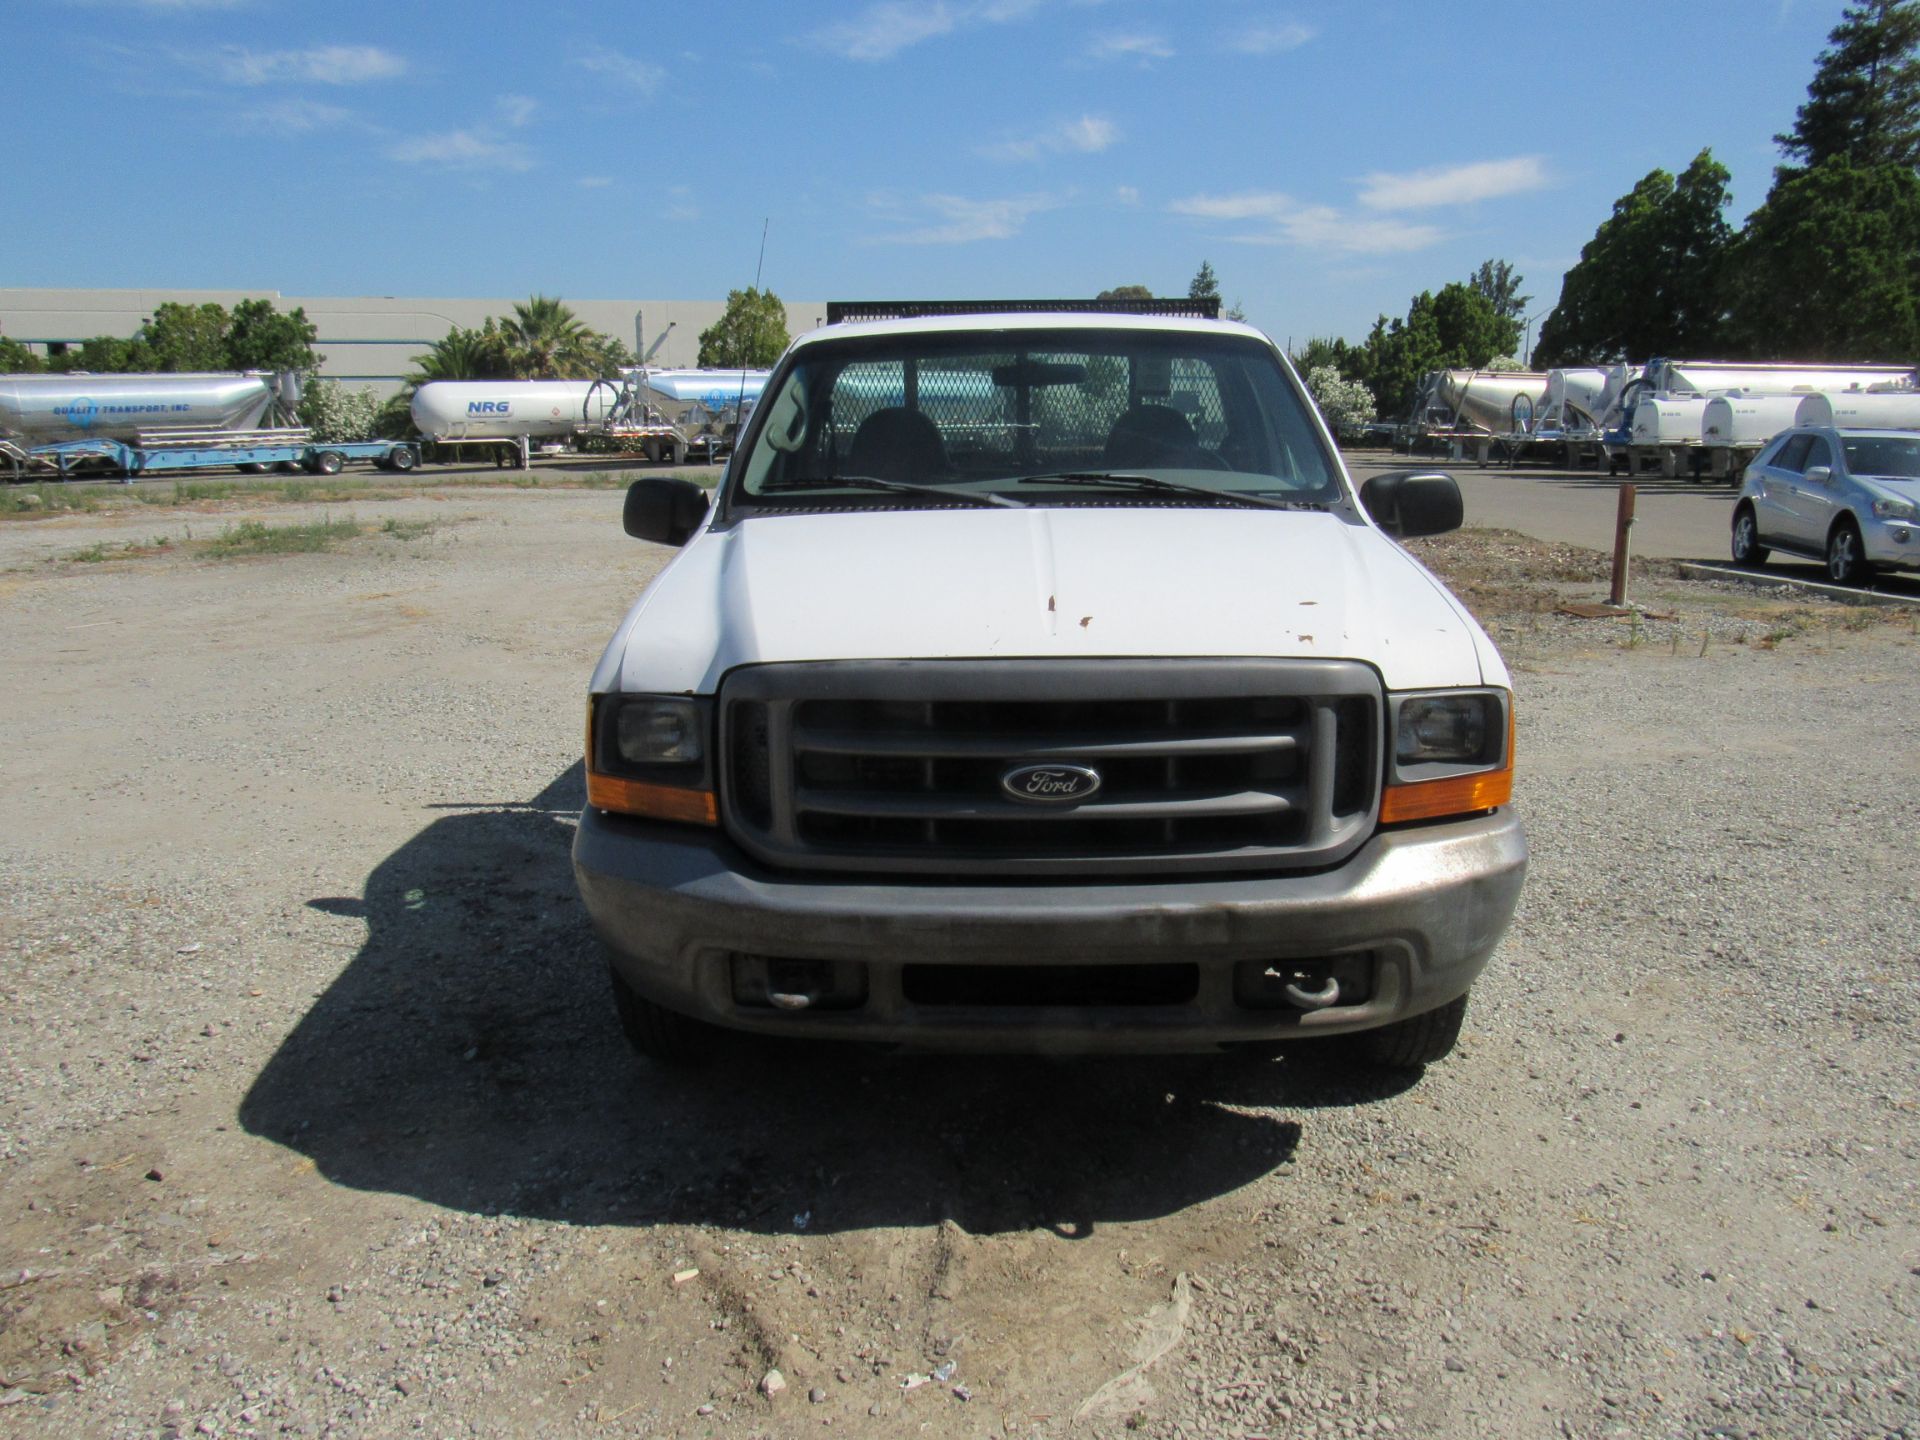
[1731,505,1769,567]
[313,450,345,476]
[1826,518,1873,587]
[1357,992,1469,1070]
[388,444,417,472]
[608,963,716,1064]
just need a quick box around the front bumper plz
[1865,516,1920,569]
[572,806,1528,1053]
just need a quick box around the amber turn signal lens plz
[1380,766,1513,824]
[585,772,719,826]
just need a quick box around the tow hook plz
[1275,969,1342,1010]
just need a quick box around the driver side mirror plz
[1359,470,1464,538]
[1803,465,1833,486]
[623,477,709,546]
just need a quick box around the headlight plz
[1871,497,1916,520]
[1382,688,1513,823]
[587,694,717,825]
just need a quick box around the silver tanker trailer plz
[1701,395,1807,480]
[0,371,281,445]
[1600,360,1918,477]
[1407,369,1549,463]
[586,368,770,464]
[1794,391,1920,429]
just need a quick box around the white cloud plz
[1357,155,1550,211]
[981,113,1118,162]
[1088,31,1173,62]
[388,129,533,173]
[1114,184,1140,206]
[237,97,355,134]
[578,175,614,189]
[815,2,959,60]
[496,94,538,128]
[666,186,700,222]
[873,192,1059,244]
[211,44,406,86]
[810,0,1041,60]
[575,46,665,95]
[1229,21,1315,55]
[1169,191,1443,255]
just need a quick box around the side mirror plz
[623,477,709,546]
[1359,470,1464,538]
[1803,465,1833,486]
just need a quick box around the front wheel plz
[1731,506,1769,567]
[1826,518,1874,587]
[1357,992,1469,1070]
[608,963,717,1065]
[313,450,345,476]
[388,444,417,472]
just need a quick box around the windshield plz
[729,326,1342,508]
[1841,435,1920,479]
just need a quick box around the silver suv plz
[1731,425,1920,585]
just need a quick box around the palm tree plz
[503,295,593,379]
[407,322,511,384]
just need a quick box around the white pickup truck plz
[573,303,1526,1070]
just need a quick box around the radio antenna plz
[735,217,771,432]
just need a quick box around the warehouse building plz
[0,289,825,399]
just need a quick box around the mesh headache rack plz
[825,297,1222,324]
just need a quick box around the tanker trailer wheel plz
[388,444,417,473]
[1355,991,1470,1071]
[313,450,345,476]
[1730,505,1769,567]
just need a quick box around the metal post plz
[1609,482,1636,608]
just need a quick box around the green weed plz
[208,515,360,557]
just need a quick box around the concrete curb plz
[1676,561,1920,609]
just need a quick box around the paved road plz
[1347,454,1736,561]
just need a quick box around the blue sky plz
[4,0,1852,348]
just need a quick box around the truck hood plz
[596,506,1502,695]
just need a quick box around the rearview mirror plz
[1803,464,1833,486]
[624,477,709,546]
[1359,470,1464,539]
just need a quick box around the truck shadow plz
[239,764,1421,1237]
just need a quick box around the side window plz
[1771,434,1813,474]
[1801,436,1834,473]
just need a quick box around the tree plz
[1187,262,1220,302]
[1728,157,1920,359]
[1531,150,1734,367]
[406,323,513,384]
[1467,260,1530,326]
[697,288,790,368]
[1094,284,1154,303]
[1349,284,1516,413]
[1291,336,1357,378]
[0,335,43,373]
[143,302,231,371]
[64,336,155,373]
[226,298,320,372]
[504,294,593,379]
[1777,0,1920,171]
[1304,365,1375,439]
[297,381,383,443]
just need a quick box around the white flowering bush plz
[1305,366,1376,439]
[297,381,384,443]
[1484,355,1528,373]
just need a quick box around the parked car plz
[1731,425,1920,584]
[572,304,1527,1070]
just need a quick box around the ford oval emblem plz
[1001,762,1102,805]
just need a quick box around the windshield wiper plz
[1011,471,1325,512]
[761,474,1025,508]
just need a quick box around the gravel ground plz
[0,487,1915,1440]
